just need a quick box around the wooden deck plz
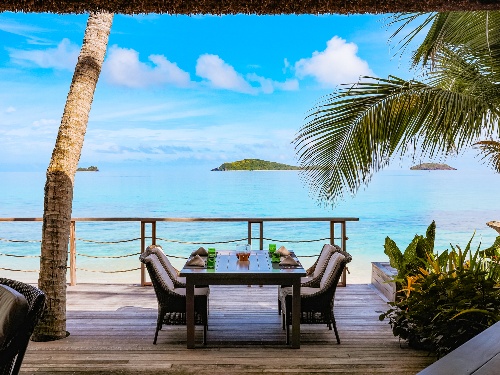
[21,283,436,374]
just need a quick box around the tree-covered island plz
[211,159,301,171]
[410,163,456,170]
[76,166,99,172]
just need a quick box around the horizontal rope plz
[76,252,141,259]
[1,235,342,246]
[76,267,141,273]
[0,267,38,272]
[76,237,141,244]
[156,237,247,245]
[0,252,40,258]
[0,238,41,243]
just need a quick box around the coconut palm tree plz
[293,11,500,204]
[32,12,114,341]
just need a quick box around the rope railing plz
[0,216,358,286]
[0,238,41,243]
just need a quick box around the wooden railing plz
[0,217,359,286]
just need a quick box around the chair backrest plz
[144,245,180,282]
[320,252,347,290]
[312,244,335,279]
[0,278,45,375]
[139,252,176,292]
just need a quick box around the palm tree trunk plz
[32,12,113,341]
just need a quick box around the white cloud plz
[5,106,16,113]
[0,17,51,45]
[32,118,58,128]
[196,54,298,94]
[102,46,191,88]
[246,73,299,94]
[196,54,256,94]
[9,38,79,70]
[294,36,373,87]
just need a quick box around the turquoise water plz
[1,168,499,283]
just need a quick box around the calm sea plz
[1,167,499,284]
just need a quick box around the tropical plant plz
[293,11,500,204]
[33,12,114,341]
[380,233,500,357]
[384,221,436,281]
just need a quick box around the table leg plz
[186,278,195,349]
[291,278,301,348]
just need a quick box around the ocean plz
[1,167,499,284]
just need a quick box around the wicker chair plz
[0,278,46,375]
[278,244,344,314]
[139,252,209,345]
[143,244,187,288]
[279,251,352,345]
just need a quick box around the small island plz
[211,159,301,171]
[76,166,99,172]
[410,163,456,171]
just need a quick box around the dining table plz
[179,250,306,348]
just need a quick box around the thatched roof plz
[1,0,499,15]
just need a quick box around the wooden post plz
[141,220,156,286]
[247,221,264,250]
[141,221,146,286]
[330,220,335,246]
[338,221,347,287]
[69,220,76,286]
[247,221,252,247]
[259,221,263,250]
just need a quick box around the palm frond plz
[389,11,500,67]
[293,73,498,204]
[474,140,500,173]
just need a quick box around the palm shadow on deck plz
[21,284,436,374]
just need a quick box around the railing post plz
[259,221,263,250]
[69,220,76,286]
[339,221,348,287]
[247,221,252,247]
[140,220,156,286]
[247,220,264,250]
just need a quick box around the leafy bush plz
[380,226,500,357]
[384,221,435,282]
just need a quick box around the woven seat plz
[0,278,45,375]
[139,252,208,345]
[279,251,352,345]
[278,244,348,314]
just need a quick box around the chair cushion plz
[312,244,334,279]
[147,254,176,290]
[299,287,321,296]
[0,284,29,347]
[149,246,182,280]
[320,252,345,290]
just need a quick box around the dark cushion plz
[0,284,29,347]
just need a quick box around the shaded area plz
[22,284,436,374]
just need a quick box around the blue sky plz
[0,12,486,172]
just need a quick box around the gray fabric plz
[0,284,29,347]
[320,252,345,290]
[147,254,176,291]
[312,244,334,279]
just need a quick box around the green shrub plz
[380,227,500,357]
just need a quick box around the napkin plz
[276,246,290,256]
[185,255,205,267]
[279,255,299,266]
[190,247,208,256]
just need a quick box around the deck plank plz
[21,284,436,374]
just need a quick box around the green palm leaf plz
[475,140,500,172]
[295,11,500,204]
